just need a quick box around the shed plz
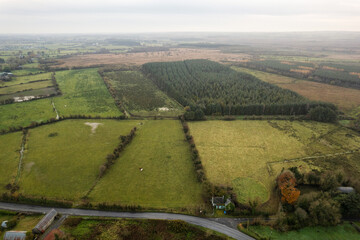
[337,187,355,194]
[32,209,58,234]
[3,231,27,240]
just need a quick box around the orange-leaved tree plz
[277,170,300,204]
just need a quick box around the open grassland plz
[11,68,44,76]
[247,224,360,240]
[232,67,360,115]
[90,120,203,209]
[0,132,22,193]
[53,69,121,117]
[54,48,249,68]
[61,218,230,240]
[103,70,183,116]
[19,119,140,200]
[188,120,360,205]
[0,99,55,131]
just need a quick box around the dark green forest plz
[142,60,335,117]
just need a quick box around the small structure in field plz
[0,72,13,81]
[1,220,8,228]
[337,186,355,194]
[211,196,232,210]
[32,209,58,234]
[3,231,27,240]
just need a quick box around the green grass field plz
[103,70,183,116]
[188,120,360,205]
[0,99,55,131]
[0,132,22,193]
[247,224,360,240]
[53,69,121,117]
[19,119,140,200]
[89,120,203,209]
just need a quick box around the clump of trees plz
[308,106,337,122]
[270,167,360,231]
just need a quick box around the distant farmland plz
[233,67,360,116]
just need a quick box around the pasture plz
[188,120,360,205]
[0,132,22,193]
[19,119,141,200]
[233,66,360,115]
[103,70,183,116]
[0,99,55,131]
[53,69,121,117]
[89,120,203,209]
[0,72,52,87]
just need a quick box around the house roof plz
[212,196,225,204]
[337,187,355,194]
[3,231,27,240]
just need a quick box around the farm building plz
[211,196,232,209]
[3,231,27,240]
[32,209,58,234]
[337,186,355,194]
[0,72,13,81]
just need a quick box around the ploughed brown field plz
[54,48,249,68]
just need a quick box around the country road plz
[0,202,254,240]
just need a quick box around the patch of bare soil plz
[84,122,103,134]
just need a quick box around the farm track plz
[15,130,28,184]
[0,202,254,240]
[51,99,59,120]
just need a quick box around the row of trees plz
[99,127,137,178]
[142,60,337,118]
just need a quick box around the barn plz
[32,209,58,234]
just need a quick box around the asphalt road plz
[0,202,254,240]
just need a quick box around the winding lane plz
[0,202,254,240]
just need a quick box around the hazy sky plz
[1,0,359,33]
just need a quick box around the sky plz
[0,0,359,33]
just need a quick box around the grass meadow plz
[90,120,203,209]
[53,69,122,117]
[0,99,55,131]
[19,119,141,200]
[0,132,22,194]
[0,80,53,95]
[188,120,360,205]
[232,66,360,115]
[104,70,183,116]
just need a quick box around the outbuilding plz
[32,209,58,234]
[3,231,27,240]
[337,186,355,194]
